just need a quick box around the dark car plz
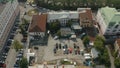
[75,50,77,55]
[77,46,79,49]
[14,64,19,67]
[4,46,10,52]
[64,44,68,49]
[6,40,12,46]
[53,48,56,54]
[13,27,17,31]
[9,34,15,39]
[2,52,7,56]
[64,49,69,54]
[14,23,19,27]
[74,45,77,49]
[55,43,58,49]
[59,44,61,49]
[0,63,6,68]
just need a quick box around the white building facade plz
[96,6,120,37]
[47,11,79,26]
[0,0,20,48]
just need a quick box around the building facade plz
[79,8,94,27]
[0,0,20,49]
[47,11,79,26]
[29,14,47,41]
[97,6,120,37]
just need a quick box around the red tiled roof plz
[29,14,47,32]
[80,9,93,22]
[117,39,120,47]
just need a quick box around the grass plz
[60,60,72,65]
[27,9,39,16]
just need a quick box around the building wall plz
[114,41,119,52]
[96,11,107,35]
[47,11,79,26]
[29,32,45,40]
[0,0,19,48]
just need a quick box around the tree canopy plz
[12,40,23,51]
[20,57,28,68]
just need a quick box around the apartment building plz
[47,11,79,26]
[97,6,120,37]
[0,0,20,50]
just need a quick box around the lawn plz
[27,9,39,16]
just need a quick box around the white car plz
[54,36,59,40]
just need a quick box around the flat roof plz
[0,3,6,14]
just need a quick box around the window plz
[114,24,119,28]
[109,22,116,27]
[113,30,116,32]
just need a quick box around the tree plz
[56,30,61,37]
[83,36,89,47]
[49,21,60,33]
[66,20,72,27]
[114,58,120,68]
[20,57,28,68]
[12,40,23,51]
[94,35,105,52]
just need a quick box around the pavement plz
[6,49,17,68]
[106,46,115,68]
[34,34,85,65]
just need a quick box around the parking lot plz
[32,34,85,64]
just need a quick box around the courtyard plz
[31,34,85,66]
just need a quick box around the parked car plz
[75,50,77,55]
[14,64,19,68]
[0,63,6,68]
[53,48,56,54]
[55,43,58,49]
[2,52,8,56]
[59,44,61,49]
[4,46,10,53]
[54,36,59,40]
[64,44,68,49]
[64,49,69,54]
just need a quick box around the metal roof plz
[100,6,117,25]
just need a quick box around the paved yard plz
[33,34,85,65]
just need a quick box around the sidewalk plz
[106,46,115,68]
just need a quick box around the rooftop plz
[29,65,75,68]
[71,23,82,30]
[79,9,93,23]
[29,14,47,32]
[0,3,6,14]
[60,28,74,36]
[99,6,118,25]
[47,11,79,21]
[116,39,120,47]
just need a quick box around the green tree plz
[49,21,60,33]
[83,36,89,47]
[56,30,61,37]
[66,20,72,27]
[12,40,23,51]
[114,58,120,68]
[20,57,28,68]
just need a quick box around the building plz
[79,8,94,27]
[29,14,47,45]
[0,0,19,50]
[26,49,36,66]
[96,6,120,36]
[60,28,75,38]
[47,11,79,26]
